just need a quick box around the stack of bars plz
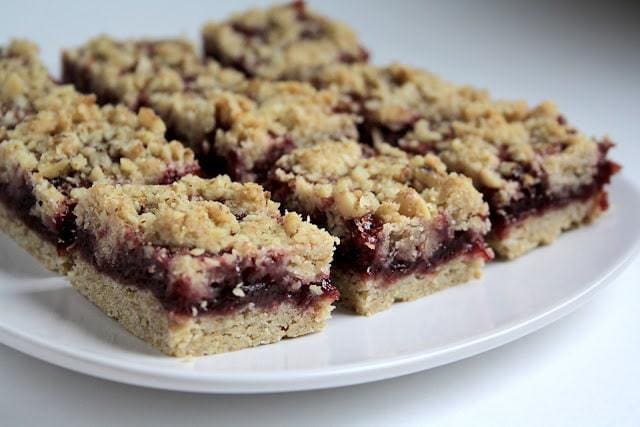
[0,1,619,356]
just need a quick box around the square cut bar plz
[268,140,492,315]
[69,175,339,356]
[62,36,247,149]
[202,1,369,81]
[62,36,359,182]
[0,42,200,272]
[306,63,620,258]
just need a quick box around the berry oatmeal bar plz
[0,44,199,272]
[69,175,339,356]
[202,1,369,81]
[307,63,619,258]
[62,36,246,148]
[268,140,492,315]
[62,36,359,181]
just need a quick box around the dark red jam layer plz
[75,228,338,317]
[0,174,76,253]
[335,214,491,285]
[485,142,620,238]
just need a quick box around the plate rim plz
[1,176,639,394]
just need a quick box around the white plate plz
[0,177,638,394]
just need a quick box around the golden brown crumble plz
[202,1,368,80]
[74,175,337,281]
[214,80,359,181]
[309,63,605,202]
[63,36,248,149]
[63,36,247,108]
[0,97,198,226]
[272,140,490,237]
[1,40,85,140]
[63,36,359,180]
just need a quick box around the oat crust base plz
[0,201,71,273]
[68,257,334,357]
[489,194,605,259]
[334,255,485,316]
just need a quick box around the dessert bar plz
[306,63,619,258]
[62,36,359,181]
[202,1,369,81]
[69,175,339,356]
[0,41,199,272]
[268,140,492,315]
[62,36,246,150]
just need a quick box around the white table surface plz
[1,0,639,425]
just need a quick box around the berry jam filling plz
[75,229,338,317]
[0,174,76,252]
[335,214,491,285]
[485,142,620,238]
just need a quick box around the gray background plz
[1,0,639,425]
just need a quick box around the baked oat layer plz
[63,36,359,181]
[334,253,484,316]
[202,0,368,80]
[70,257,334,356]
[488,191,606,259]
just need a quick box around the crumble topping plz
[63,36,247,147]
[202,1,368,80]
[1,40,84,140]
[63,36,359,180]
[0,100,198,225]
[309,63,606,204]
[74,175,337,281]
[213,80,359,180]
[63,36,247,108]
[272,140,489,236]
